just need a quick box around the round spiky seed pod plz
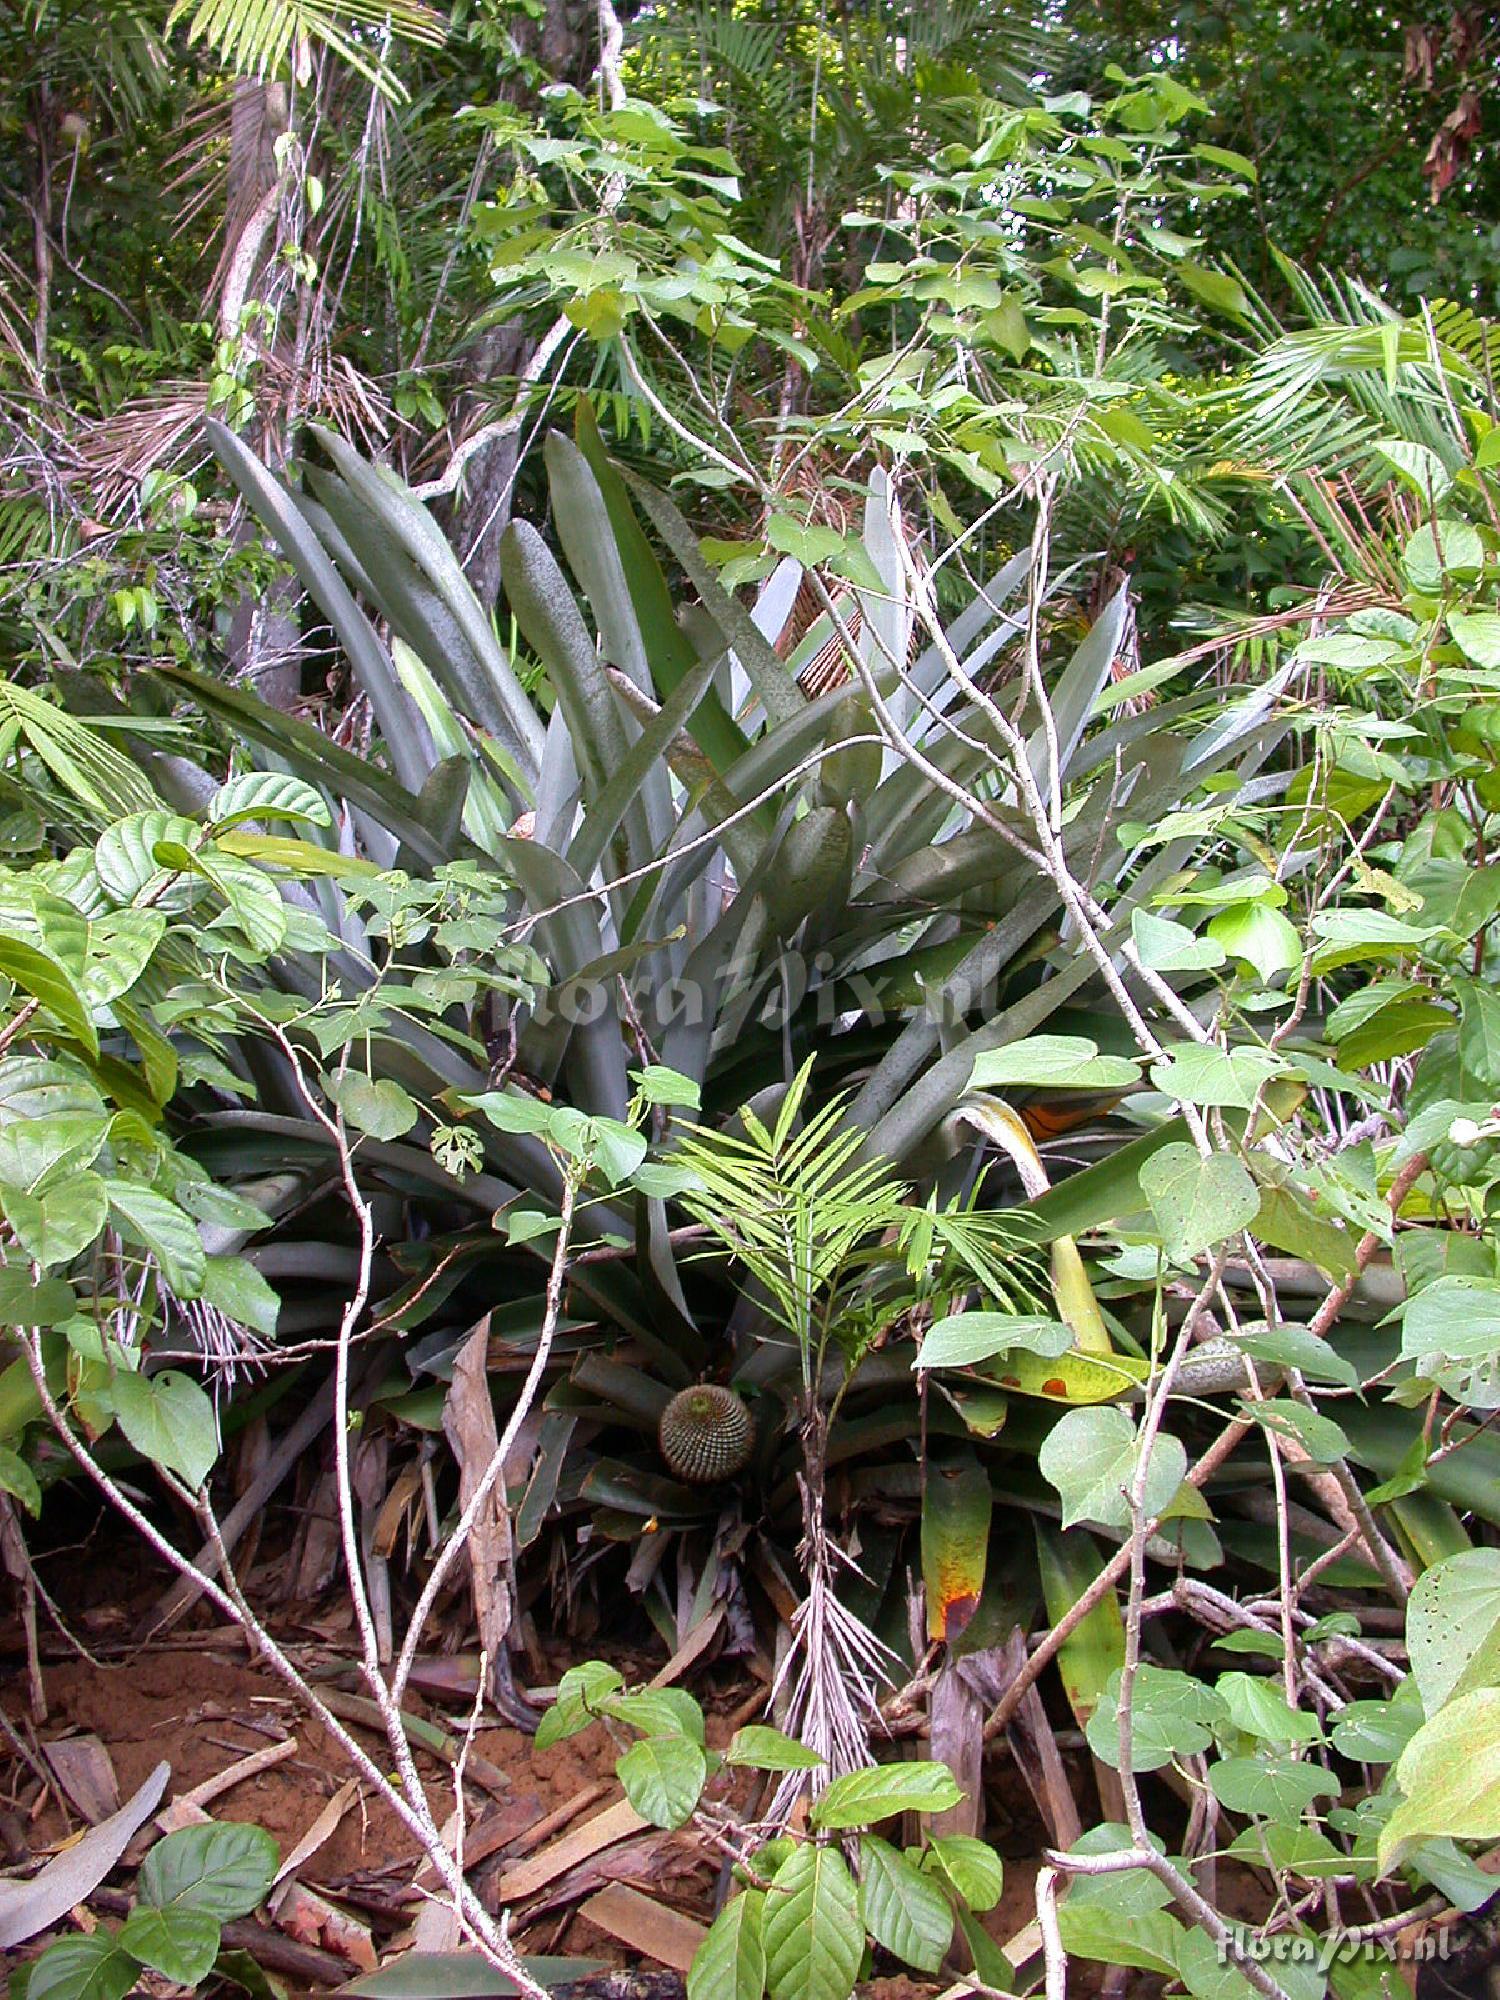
[658,1385,755,1484]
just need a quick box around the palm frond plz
[166,0,445,99]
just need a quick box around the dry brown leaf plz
[442,1319,511,1697]
[274,1775,360,1886]
[41,1736,118,1826]
[580,1883,706,1974]
[272,1880,379,1972]
[497,1796,649,1904]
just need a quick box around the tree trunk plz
[440,0,603,610]
[220,80,303,712]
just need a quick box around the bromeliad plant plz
[113,398,1312,1677]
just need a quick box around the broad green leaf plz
[689,1890,766,2000]
[1139,1144,1259,1259]
[1406,1549,1500,1715]
[1307,907,1442,974]
[3,1173,108,1267]
[94,810,201,904]
[25,1935,139,2000]
[1038,1405,1187,1531]
[1206,902,1302,984]
[969,1036,1139,1092]
[1215,1673,1323,1745]
[1449,610,1500,670]
[857,1836,952,1973]
[1131,909,1226,972]
[1208,1755,1339,1819]
[104,1181,207,1296]
[1149,1045,1285,1111]
[727,1727,823,1773]
[919,1834,1003,1912]
[1086,1665,1225,1771]
[198,1256,280,1337]
[0,1111,109,1192]
[537,1661,625,1747]
[1058,1901,1185,1981]
[0,937,97,1056]
[464,1089,556,1136]
[330,1073,420,1141]
[633,1065,701,1110]
[1178,260,1249,317]
[139,1820,279,1920]
[1226,1822,1347,1877]
[589,1117,649,1186]
[0,1269,77,1327]
[119,1904,222,1986]
[1378,1688,1500,1870]
[209,771,332,829]
[1458,978,1500,1087]
[1373,439,1453,504]
[763,1843,862,2000]
[915,1312,1071,1370]
[978,1345,1147,1405]
[1233,1321,1358,1388]
[1330,1700,1421,1765]
[1403,518,1483,592]
[0,1442,41,1516]
[75,910,167,1011]
[1036,1524,1125,1727]
[606,1688,705,1743]
[617,1735,707,1828]
[766,515,845,565]
[1402,1275,1500,1363]
[811,1761,964,1829]
[1243,1398,1349,1465]
[107,1369,219,1489]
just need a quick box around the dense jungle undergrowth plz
[4,3,1500,1998]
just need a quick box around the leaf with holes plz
[617,1735,707,1828]
[763,1844,862,2000]
[858,1836,953,1973]
[1407,1550,1500,1716]
[107,1370,219,1490]
[1139,1144,1259,1261]
[811,1762,964,1830]
[1039,1406,1187,1532]
[689,1889,765,2000]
